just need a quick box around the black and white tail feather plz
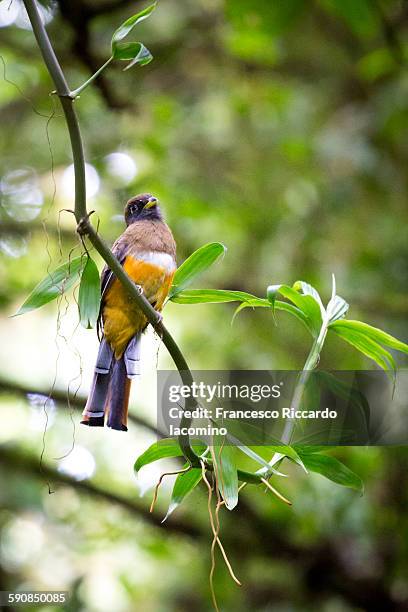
[82,332,141,430]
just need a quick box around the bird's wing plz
[97,235,129,340]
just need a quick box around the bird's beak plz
[144,197,157,209]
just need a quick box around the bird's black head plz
[124,193,162,225]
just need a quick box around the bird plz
[81,193,176,431]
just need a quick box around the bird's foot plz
[156,312,163,323]
[154,311,163,326]
[76,210,95,236]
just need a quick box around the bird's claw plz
[155,311,163,326]
[76,210,95,236]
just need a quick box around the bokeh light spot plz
[0,235,28,258]
[58,446,96,481]
[1,167,44,221]
[105,152,138,184]
[62,163,100,200]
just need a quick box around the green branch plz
[70,57,114,98]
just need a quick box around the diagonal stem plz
[70,56,114,98]
[266,312,330,471]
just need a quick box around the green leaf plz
[162,467,202,522]
[280,286,322,335]
[231,300,256,324]
[326,295,349,323]
[268,284,322,336]
[297,451,363,493]
[134,438,206,473]
[174,289,311,333]
[294,445,336,454]
[135,439,182,472]
[273,300,311,329]
[230,296,278,325]
[294,280,326,317]
[111,3,157,45]
[169,242,227,299]
[235,443,285,475]
[172,287,311,333]
[171,288,257,304]
[78,256,101,329]
[230,297,281,325]
[112,42,153,69]
[330,320,408,355]
[261,445,307,472]
[13,256,85,317]
[329,325,396,372]
[212,442,238,510]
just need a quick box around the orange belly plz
[103,256,174,358]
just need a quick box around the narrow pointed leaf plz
[330,320,408,354]
[235,442,286,475]
[279,286,322,335]
[112,41,153,68]
[297,451,363,493]
[268,284,322,336]
[111,3,156,45]
[169,242,227,298]
[171,288,257,303]
[78,256,101,329]
[134,438,206,472]
[273,300,311,329]
[14,256,85,316]
[212,441,238,510]
[326,295,349,323]
[174,289,311,332]
[123,45,153,69]
[231,297,281,325]
[294,445,336,454]
[219,426,288,475]
[294,280,326,318]
[231,300,254,324]
[261,445,307,472]
[330,325,396,372]
[162,467,202,522]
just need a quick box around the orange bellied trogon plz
[81,194,176,431]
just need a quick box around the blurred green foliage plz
[0,0,408,610]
